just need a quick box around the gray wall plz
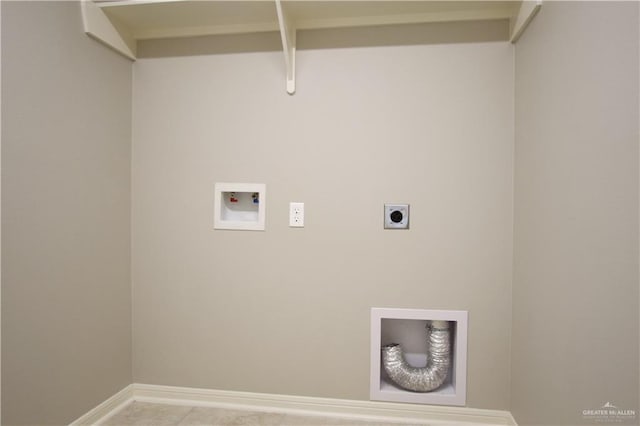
[512,2,639,425]
[1,2,132,424]
[4,2,636,424]
[132,40,514,409]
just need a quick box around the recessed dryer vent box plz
[214,183,265,231]
[370,308,468,406]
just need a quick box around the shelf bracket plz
[80,0,137,60]
[510,0,542,43]
[275,0,296,95]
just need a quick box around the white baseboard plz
[69,384,134,426]
[71,383,517,426]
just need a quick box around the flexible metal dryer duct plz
[381,320,451,392]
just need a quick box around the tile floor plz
[101,402,428,426]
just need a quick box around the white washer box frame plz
[214,183,266,231]
[370,308,468,406]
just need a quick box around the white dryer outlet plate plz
[384,204,409,229]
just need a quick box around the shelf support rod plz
[275,0,296,95]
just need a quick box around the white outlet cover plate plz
[384,204,409,229]
[289,202,304,227]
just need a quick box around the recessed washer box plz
[370,308,468,406]
[214,183,266,231]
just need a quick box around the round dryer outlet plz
[384,204,409,229]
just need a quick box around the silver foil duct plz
[381,320,451,392]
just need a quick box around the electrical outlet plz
[289,202,304,227]
[384,204,409,229]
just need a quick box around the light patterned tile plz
[280,414,355,425]
[102,402,192,426]
[177,406,285,426]
[103,401,428,426]
[281,414,427,426]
